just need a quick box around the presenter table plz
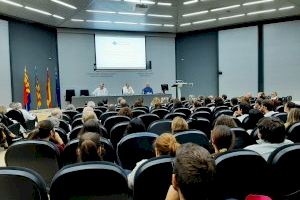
[71,94,172,107]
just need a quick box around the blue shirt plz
[143,87,153,94]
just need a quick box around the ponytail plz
[154,133,180,157]
[79,139,101,162]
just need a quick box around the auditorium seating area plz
[0,95,300,200]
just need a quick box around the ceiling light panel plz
[147,14,172,18]
[52,14,64,19]
[86,10,116,14]
[50,0,77,9]
[118,12,145,16]
[182,10,208,17]
[243,0,274,6]
[71,18,84,22]
[25,6,52,16]
[183,0,198,5]
[278,6,295,11]
[157,2,172,6]
[247,9,276,15]
[218,14,245,20]
[193,18,216,24]
[0,0,23,7]
[86,20,112,23]
[211,5,241,12]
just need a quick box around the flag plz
[35,66,42,109]
[55,70,61,108]
[46,68,52,108]
[23,66,31,111]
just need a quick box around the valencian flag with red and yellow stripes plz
[35,67,42,109]
[46,68,52,108]
[23,66,31,111]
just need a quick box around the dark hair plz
[174,143,215,200]
[255,98,263,106]
[262,99,274,111]
[247,109,264,129]
[204,97,211,106]
[214,97,224,107]
[214,115,237,128]
[118,107,133,118]
[125,117,146,135]
[193,101,202,108]
[257,117,286,143]
[133,100,143,108]
[173,99,183,109]
[239,103,251,114]
[211,125,235,151]
[29,120,54,139]
[286,101,296,110]
[78,132,104,162]
[222,94,227,100]
[230,98,238,106]
[79,119,102,137]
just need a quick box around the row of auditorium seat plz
[2,143,300,200]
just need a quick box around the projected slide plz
[95,34,146,70]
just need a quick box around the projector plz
[134,3,149,12]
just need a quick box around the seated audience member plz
[15,102,36,121]
[254,98,263,110]
[86,101,96,109]
[97,101,104,107]
[150,97,162,110]
[82,106,94,115]
[244,92,253,99]
[285,108,300,129]
[142,83,154,95]
[260,99,278,117]
[92,83,108,96]
[214,97,224,107]
[28,120,65,152]
[65,104,76,111]
[230,97,239,107]
[128,133,180,189]
[82,110,97,123]
[271,91,278,100]
[257,92,266,100]
[210,125,235,157]
[245,117,293,161]
[77,132,105,162]
[234,103,251,123]
[165,143,215,200]
[122,83,135,95]
[239,96,250,105]
[214,115,237,128]
[118,107,133,118]
[221,94,227,101]
[203,97,212,107]
[172,99,183,111]
[284,101,296,113]
[171,117,189,134]
[0,123,20,148]
[48,108,63,128]
[119,99,129,108]
[124,117,146,136]
[78,119,103,138]
[0,105,14,126]
[107,104,116,111]
[133,100,143,108]
[190,100,202,112]
[246,109,264,130]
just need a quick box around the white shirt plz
[20,109,36,121]
[122,86,134,95]
[264,111,278,117]
[92,87,108,96]
[238,114,249,123]
[127,159,148,189]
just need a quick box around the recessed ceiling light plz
[164,24,175,27]
[147,14,172,18]
[193,18,216,24]
[86,10,116,14]
[114,21,138,24]
[86,20,112,23]
[157,2,172,6]
[25,6,52,15]
[0,0,23,7]
[211,5,241,12]
[182,10,208,17]
[180,23,191,27]
[140,23,162,26]
[118,12,145,16]
[71,19,84,22]
[243,0,273,6]
[52,14,64,19]
[183,0,198,5]
[247,9,276,15]
[278,6,295,11]
[124,0,155,4]
[218,14,245,20]
[50,0,77,9]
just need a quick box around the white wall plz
[218,26,258,98]
[0,19,12,106]
[264,20,300,100]
[57,31,176,106]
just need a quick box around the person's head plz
[16,102,23,110]
[173,99,183,109]
[77,132,104,162]
[153,133,180,157]
[240,96,250,105]
[50,108,62,119]
[99,83,105,90]
[125,83,130,88]
[151,97,161,109]
[133,100,143,108]
[65,104,76,111]
[214,115,237,128]
[247,109,264,129]
[286,108,300,127]
[193,100,202,108]
[257,92,266,99]
[204,97,211,106]
[145,82,150,88]
[118,107,133,118]
[107,104,115,111]
[82,110,97,123]
[284,101,296,113]
[238,103,251,115]
[254,98,263,110]
[221,94,227,101]
[245,92,253,99]
[0,105,7,114]
[87,101,96,109]
[172,143,215,200]
[28,120,54,140]
[119,99,128,108]
[171,117,189,134]
[211,125,235,153]
[230,98,238,106]
[125,117,146,134]
[271,91,278,99]
[214,97,224,107]
[257,117,286,143]
[83,106,94,114]
[260,99,274,114]
[117,97,124,105]
[80,119,102,137]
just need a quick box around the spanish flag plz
[46,68,52,108]
[35,67,42,109]
[23,66,31,110]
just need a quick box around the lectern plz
[171,80,193,99]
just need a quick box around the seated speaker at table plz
[92,83,108,96]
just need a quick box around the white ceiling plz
[0,0,299,33]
